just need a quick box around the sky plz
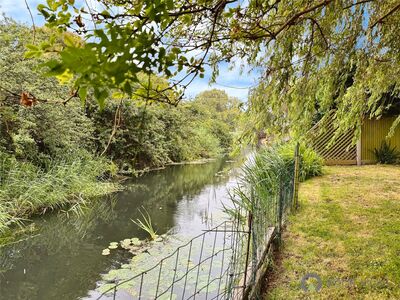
[0,0,258,101]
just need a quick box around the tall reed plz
[0,153,120,234]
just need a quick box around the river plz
[0,158,241,300]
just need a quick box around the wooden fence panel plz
[361,117,400,163]
[309,116,356,165]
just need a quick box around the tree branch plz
[24,0,36,43]
[273,0,334,37]
[308,17,329,49]
[370,2,400,28]
[344,0,374,10]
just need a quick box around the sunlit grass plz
[266,165,400,299]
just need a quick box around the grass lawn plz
[265,165,400,300]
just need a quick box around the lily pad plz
[122,238,131,244]
[120,239,132,249]
[131,238,142,246]
[103,268,133,281]
[102,249,111,256]
[109,242,119,249]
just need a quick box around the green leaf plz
[94,88,109,110]
[123,81,132,96]
[37,4,47,11]
[78,86,88,103]
[26,44,39,51]
[64,34,75,47]
[24,50,41,58]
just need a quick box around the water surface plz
[0,158,239,300]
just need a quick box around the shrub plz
[373,141,400,164]
[278,142,323,181]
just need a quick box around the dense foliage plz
[278,142,324,181]
[0,19,117,232]
[91,89,241,171]
[0,18,241,233]
[34,0,400,140]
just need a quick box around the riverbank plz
[0,154,234,245]
[0,19,242,241]
[0,154,121,238]
[0,157,234,299]
[119,158,219,176]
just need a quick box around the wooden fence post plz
[356,138,362,166]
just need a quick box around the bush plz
[373,141,400,164]
[278,142,323,181]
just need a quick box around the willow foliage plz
[33,0,400,138]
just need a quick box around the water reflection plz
[0,158,238,300]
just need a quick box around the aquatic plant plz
[102,249,111,256]
[131,208,157,240]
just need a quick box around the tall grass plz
[0,153,120,234]
[230,147,291,223]
[229,143,323,220]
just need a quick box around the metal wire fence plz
[96,144,301,300]
[96,217,249,300]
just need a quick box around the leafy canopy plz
[35,0,400,135]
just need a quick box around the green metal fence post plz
[292,142,300,210]
[277,178,284,239]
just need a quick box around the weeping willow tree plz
[33,0,400,139]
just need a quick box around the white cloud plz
[184,59,258,101]
[185,79,251,101]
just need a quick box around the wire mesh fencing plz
[96,216,250,300]
[96,144,301,300]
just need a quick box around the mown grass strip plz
[265,165,400,300]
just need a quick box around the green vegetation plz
[36,1,400,141]
[266,166,400,299]
[0,153,118,231]
[131,209,158,240]
[0,18,120,234]
[231,143,322,217]
[92,88,241,170]
[278,142,324,181]
[11,1,400,298]
[373,141,400,164]
[0,18,241,234]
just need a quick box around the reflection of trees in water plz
[0,197,117,270]
[123,159,228,231]
[0,159,232,300]
[0,196,120,299]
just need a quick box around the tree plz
[34,0,400,137]
[0,17,96,165]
